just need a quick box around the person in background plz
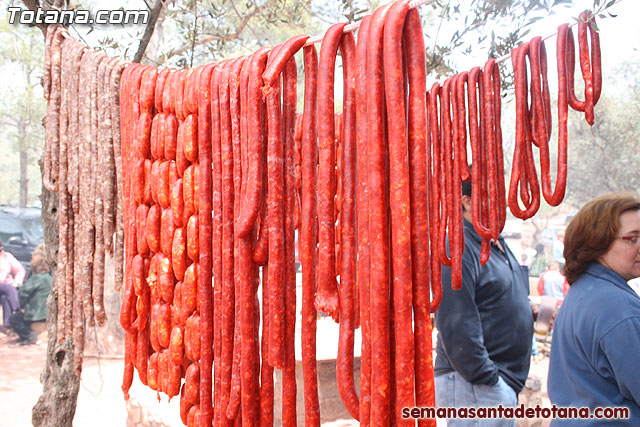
[552,230,565,267]
[0,240,26,330]
[537,260,569,302]
[548,192,640,425]
[9,254,51,345]
[529,243,550,277]
[435,180,533,427]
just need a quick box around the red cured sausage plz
[259,263,274,427]
[172,227,187,282]
[122,330,136,399]
[438,78,455,271]
[203,62,221,427]
[235,48,270,238]
[184,67,200,115]
[135,112,153,159]
[330,26,360,420]
[132,157,146,205]
[160,208,176,256]
[262,35,310,86]
[143,158,153,205]
[169,325,184,367]
[165,114,178,161]
[508,44,541,220]
[146,204,161,253]
[217,60,236,426]
[300,43,321,427]
[140,67,157,112]
[183,164,196,220]
[157,160,172,208]
[167,357,181,399]
[155,68,170,112]
[182,262,198,320]
[481,60,500,243]
[158,255,175,304]
[265,67,286,370]
[354,14,372,426]
[171,178,185,228]
[366,4,392,425]
[402,8,436,418]
[137,325,150,385]
[150,113,162,160]
[282,56,299,427]
[548,23,571,207]
[175,69,187,122]
[150,302,161,352]
[185,362,200,404]
[186,214,199,262]
[136,204,150,256]
[162,70,175,114]
[575,12,598,125]
[186,313,200,361]
[315,22,346,322]
[383,1,418,422]
[425,86,443,312]
[158,303,172,348]
[181,383,193,425]
[183,114,198,163]
[148,351,159,391]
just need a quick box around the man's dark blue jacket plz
[435,218,533,394]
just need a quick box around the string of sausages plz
[509,11,602,218]
[41,1,604,425]
[42,25,125,375]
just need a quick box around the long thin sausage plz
[315,22,347,322]
[265,67,286,371]
[218,59,236,427]
[300,44,321,427]
[366,5,392,424]
[403,8,436,424]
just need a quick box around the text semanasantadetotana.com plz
[401,404,630,420]
[7,7,149,26]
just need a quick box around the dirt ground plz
[0,324,553,427]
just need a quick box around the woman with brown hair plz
[548,192,640,425]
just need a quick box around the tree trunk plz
[20,145,28,207]
[31,1,81,425]
[32,171,81,427]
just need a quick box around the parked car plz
[0,206,44,278]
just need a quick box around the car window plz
[0,216,24,242]
[20,217,44,243]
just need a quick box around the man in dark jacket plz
[10,254,51,345]
[435,181,533,426]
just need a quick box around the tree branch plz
[21,0,48,35]
[133,0,166,64]
[166,6,262,59]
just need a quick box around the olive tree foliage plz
[564,58,640,207]
[0,14,46,206]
